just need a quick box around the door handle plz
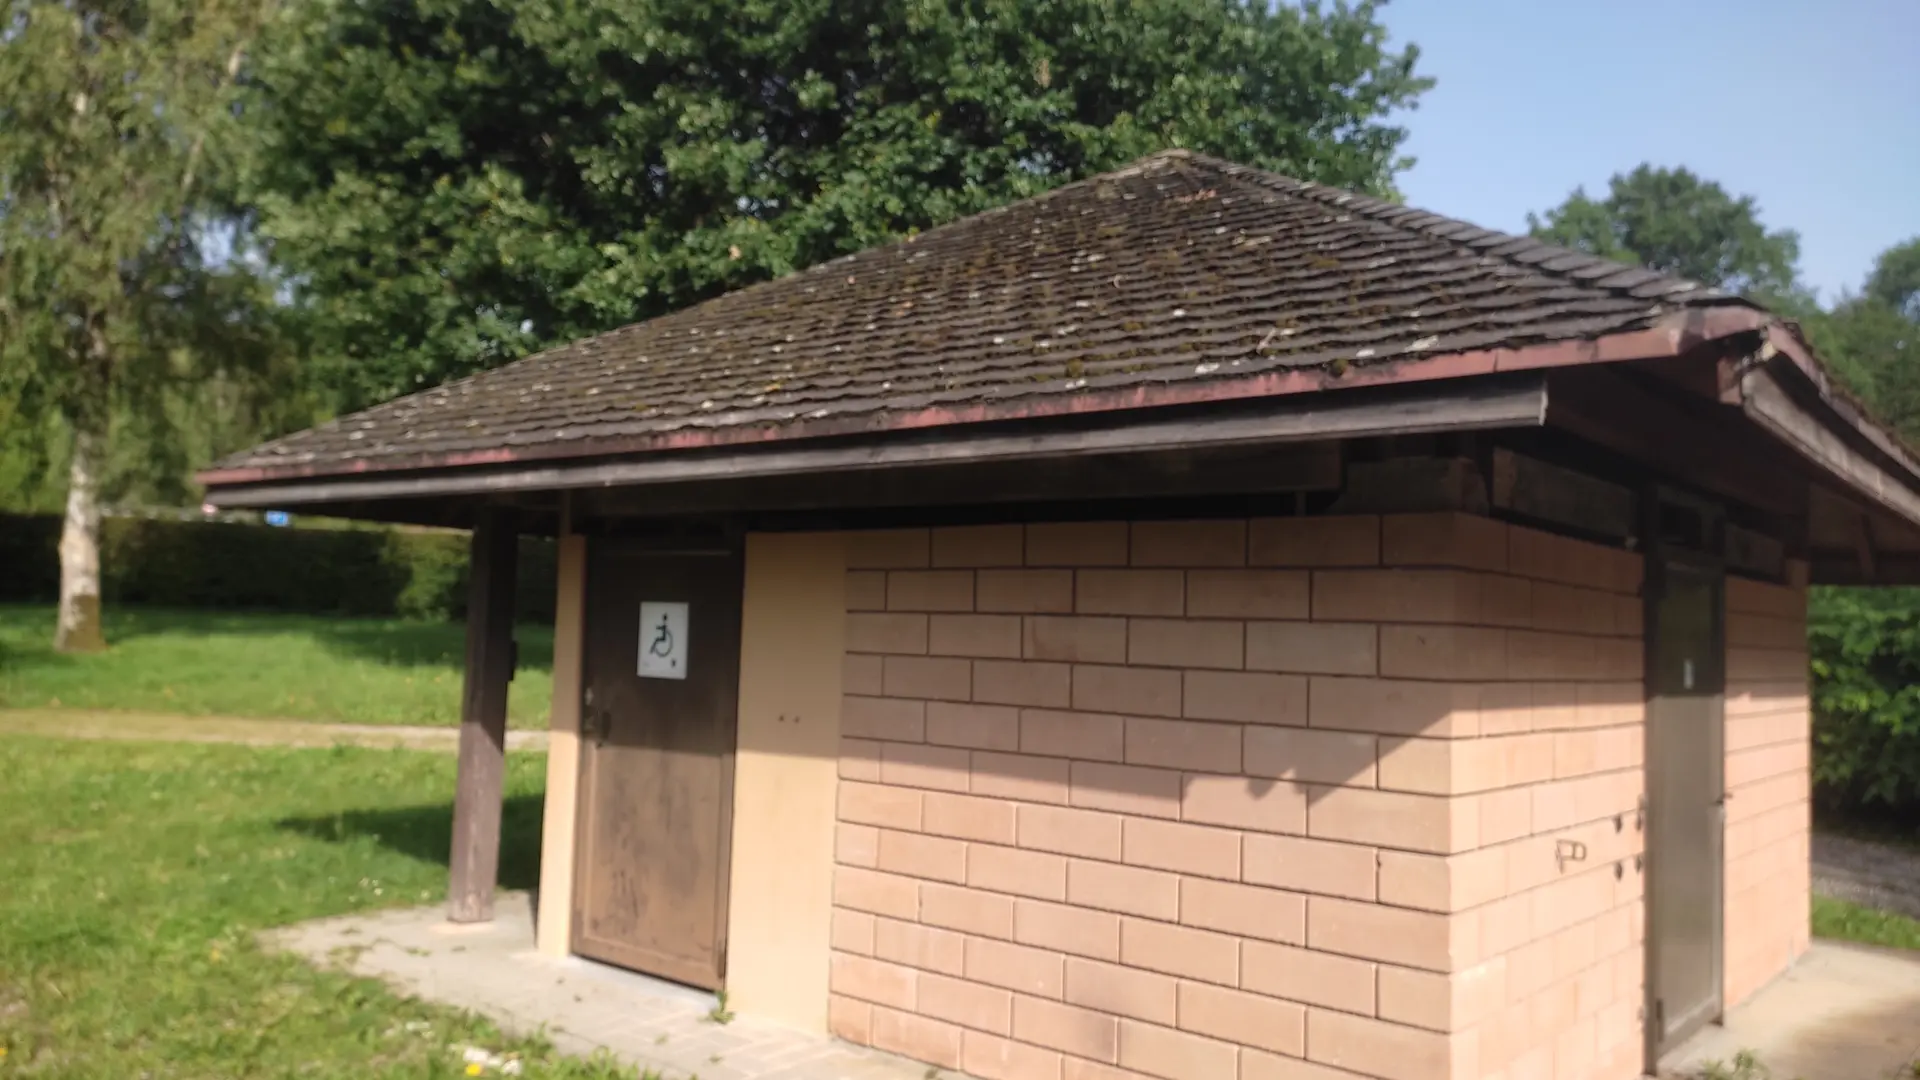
[582,705,611,747]
[580,686,611,746]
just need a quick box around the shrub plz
[0,513,556,622]
[390,529,470,620]
[1808,586,1920,817]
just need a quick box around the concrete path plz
[1815,833,1920,923]
[0,707,548,753]
[1662,940,1920,1080]
[266,892,927,1080]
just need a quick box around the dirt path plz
[0,707,548,753]
[1814,832,1920,922]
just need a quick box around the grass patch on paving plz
[0,604,551,727]
[0,734,633,1078]
[1812,894,1920,952]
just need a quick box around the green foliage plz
[1801,294,1920,439]
[0,409,64,514]
[0,378,324,518]
[1526,164,1802,298]
[0,513,556,621]
[0,735,629,1076]
[0,0,291,482]
[393,534,476,623]
[1808,587,1920,814]
[1527,165,1919,449]
[1867,238,1920,320]
[1690,1050,1776,1080]
[1797,238,1920,442]
[1811,894,1920,953]
[243,0,1431,411]
[0,604,553,726]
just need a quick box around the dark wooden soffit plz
[1737,345,1920,585]
[204,373,1549,511]
[1542,325,1920,586]
[1545,363,1810,521]
[1740,365,1920,528]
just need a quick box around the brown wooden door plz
[572,539,742,988]
[1645,556,1726,1058]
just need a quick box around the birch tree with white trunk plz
[0,0,275,650]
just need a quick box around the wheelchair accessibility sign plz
[637,601,689,680]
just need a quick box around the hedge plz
[1809,587,1920,821]
[0,513,556,621]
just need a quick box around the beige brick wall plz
[1722,576,1811,1010]
[825,514,1664,1080]
[1451,527,1648,1080]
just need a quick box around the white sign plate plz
[638,601,689,680]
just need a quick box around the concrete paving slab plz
[1662,941,1920,1080]
[264,891,933,1080]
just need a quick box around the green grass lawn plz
[1812,894,1920,951]
[0,734,630,1078]
[0,604,552,727]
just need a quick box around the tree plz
[1866,237,1920,320]
[1527,164,1802,299]
[0,0,278,650]
[244,0,1431,412]
[1527,170,1920,447]
[1803,239,1920,441]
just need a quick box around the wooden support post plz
[448,507,518,923]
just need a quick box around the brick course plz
[1722,576,1811,1012]
[826,515,1804,1080]
[1435,529,1650,1080]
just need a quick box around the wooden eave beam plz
[1738,364,1920,534]
[201,376,1551,514]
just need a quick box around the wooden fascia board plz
[205,374,1550,510]
[1739,364,1920,533]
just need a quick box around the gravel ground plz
[1813,832,1920,921]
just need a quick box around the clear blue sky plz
[1380,0,1920,302]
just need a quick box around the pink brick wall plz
[1722,576,1811,1010]
[1450,527,1648,1080]
[823,513,1692,1080]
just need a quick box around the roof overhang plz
[1726,324,1920,583]
[204,372,1551,509]
[199,309,1752,491]
[200,308,1920,587]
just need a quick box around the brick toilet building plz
[202,152,1915,1080]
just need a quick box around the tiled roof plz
[207,150,1746,480]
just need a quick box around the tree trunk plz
[55,424,107,653]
